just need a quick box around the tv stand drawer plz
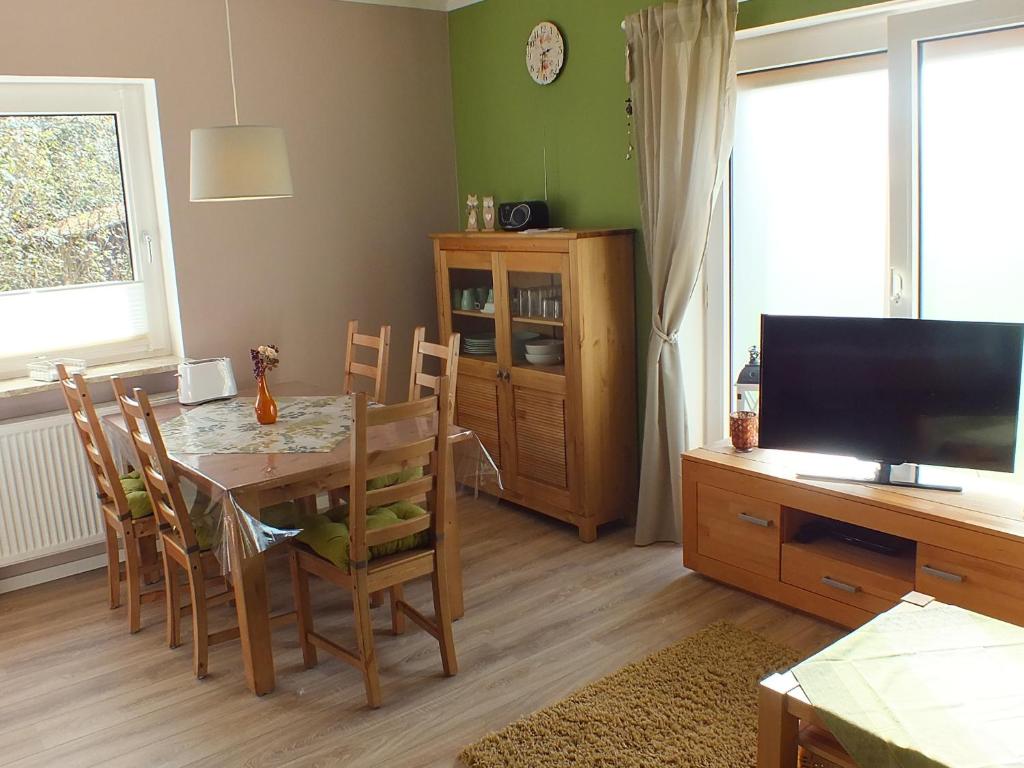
[696,484,780,578]
[782,540,914,614]
[916,544,1024,625]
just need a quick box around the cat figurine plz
[466,194,480,232]
[482,196,496,232]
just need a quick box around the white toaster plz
[177,358,238,405]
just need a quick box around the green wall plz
[447,0,887,413]
[448,0,888,231]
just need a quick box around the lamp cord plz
[225,0,240,125]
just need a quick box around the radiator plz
[0,406,114,567]
[0,392,176,569]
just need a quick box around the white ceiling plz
[335,0,483,11]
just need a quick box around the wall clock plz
[526,21,565,85]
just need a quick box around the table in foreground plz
[103,382,473,696]
[758,592,1024,768]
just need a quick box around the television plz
[758,315,1024,488]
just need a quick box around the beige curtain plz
[626,0,737,545]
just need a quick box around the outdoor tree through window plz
[0,114,133,294]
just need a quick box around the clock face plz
[526,21,565,85]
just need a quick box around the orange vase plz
[255,375,278,425]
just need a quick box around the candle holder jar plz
[729,410,758,452]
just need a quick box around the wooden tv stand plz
[682,444,1024,628]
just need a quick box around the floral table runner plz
[160,395,353,454]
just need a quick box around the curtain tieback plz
[653,325,679,345]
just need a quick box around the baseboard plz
[0,553,108,594]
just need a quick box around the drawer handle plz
[922,565,965,583]
[737,512,772,528]
[821,576,861,594]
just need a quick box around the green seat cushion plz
[296,501,428,570]
[119,471,153,519]
[367,465,424,491]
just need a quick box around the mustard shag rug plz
[459,622,798,768]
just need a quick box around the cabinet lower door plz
[511,384,571,509]
[456,372,502,469]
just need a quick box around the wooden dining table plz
[103,381,470,696]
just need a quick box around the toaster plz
[177,358,238,405]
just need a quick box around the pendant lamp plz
[190,0,293,202]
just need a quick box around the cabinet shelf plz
[452,309,496,321]
[515,362,565,376]
[512,316,563,328]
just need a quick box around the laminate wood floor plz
[0,499,844,767]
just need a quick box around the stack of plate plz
[525,338,564,366]
[463,334,496,356]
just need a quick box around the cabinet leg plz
[578,521,597,543]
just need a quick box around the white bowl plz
[525,339,564,355]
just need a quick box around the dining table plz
[102,381,479,696]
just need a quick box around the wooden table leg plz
[758,672,801,768]
[226,493,276,696]
[445,446,464,621]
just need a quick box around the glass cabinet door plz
[441,251,498,367]
[503,253,568,378]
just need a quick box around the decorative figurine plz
[482,196,496,232]
[466,194,480,232]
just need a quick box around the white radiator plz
[0,394,174,572]
[0,407,110,567]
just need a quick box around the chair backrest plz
[347,377,451,572]
[344,319,392,403]
[111,377,201,556]
[408,326,460,420]
[56,365,131,521]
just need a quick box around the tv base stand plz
[682,444,1024,628]
[797,462,962,493]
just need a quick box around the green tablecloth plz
[792,601,1024,768]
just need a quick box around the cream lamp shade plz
[189,125,293,202]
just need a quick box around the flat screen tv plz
[758,316,1024,485]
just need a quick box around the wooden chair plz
[328,320,393,511]
[57,365,163,633]
[408,326,460,420]
[111,377,239,679]
[288,379,458,708]
[344,319,391,403]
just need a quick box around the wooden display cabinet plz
[431,229,637,541]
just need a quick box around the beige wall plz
[0,0,457,410]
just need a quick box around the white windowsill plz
[0,355,182,399]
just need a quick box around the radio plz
[498,201,549,231]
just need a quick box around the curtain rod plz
[621,0,748,29]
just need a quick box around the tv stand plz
[798,462,962,493]
[682,444,1024,628]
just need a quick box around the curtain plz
[626,0,737,545]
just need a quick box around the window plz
[709,0,1024,481]
[731,54,888,382]
[0,79,176,378]
[918,25,1024,324]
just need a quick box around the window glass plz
[919,25,1024,323]
[0,114,133,293]
[730,55,889,382]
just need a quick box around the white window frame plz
[705,0,1024,442]
[0,77,181,379]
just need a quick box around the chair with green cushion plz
[58,366,163,635]
[288,381,458,709]
[113,378,243,681]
